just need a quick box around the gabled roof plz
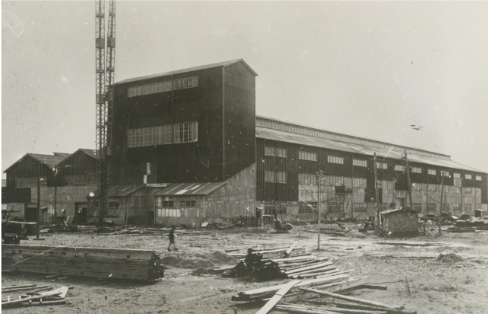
[256,126,483,173]
[58,149,98,167]
[4,153,69,173]
[153,182,226,196]
[116,59,257,85]
[90,185,146,198]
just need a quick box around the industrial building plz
[4,59,487,225]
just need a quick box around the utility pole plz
[404,149,413,209]
[373,153,380,235]
[316,170,324,250]
[36,164,41,239]
[439,174,444,234]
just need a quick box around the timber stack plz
[2,285,71,309]
[2,245,165,281]
[225,243,344,281]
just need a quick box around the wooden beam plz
[255,280,301,314]
[298,288,404,310]
[285,241,298,256]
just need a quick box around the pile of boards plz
[2,245,165,281]
[2,285,71,309]
[299,227,349,236]
[448,221,488,233]
[224,243,345,281]
[233,277,417,314]
[106,227,212,236]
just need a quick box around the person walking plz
[167,225,178,251]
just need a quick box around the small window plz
[394,165,405,171]
[276,148,287,158]
[465,174,472,180]
[428,184,436,192]
[376,162,387,170]
[162,201,174,208]
[299,151,317,161]
[440,171,449,177]
[353,159,367,167]
[453,173,461,178]
[264,146,276,156]
[276,172,287,184]
[264,171,276,183]
[328,156,344,164]
[411,167,422,173]
[428,169,436,175]
[413,183,422,191]
[452,186,460,193]
[180,200,196,207]
[475,175,482,181]
[353,178,367,188]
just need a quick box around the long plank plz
[285,241,298,256]
[273,255,317,263]
[285,262,333,275]
[299,288,404,310]
[276,304,387,314]
[255,280,301,314]
[277,279,359,304]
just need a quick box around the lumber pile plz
[2,285,71,309]
[225,246,344,281]
[233,277,417,314]
[2,245,165,281]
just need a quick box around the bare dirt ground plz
[2,225,488,314]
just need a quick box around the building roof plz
[153,182,226,197]
[380,208,419,216]
[58,149,98,167]
[116,59,257,85]
[256,126,483,173]
[90,185,146,198]
[4,153,69,173]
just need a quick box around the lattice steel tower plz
[95,0,116,224]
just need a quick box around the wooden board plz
[255,280,301,314]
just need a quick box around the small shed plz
[380,208,419,236]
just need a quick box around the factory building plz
[4,59,487,225]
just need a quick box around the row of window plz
[256,118,447,160]
[127,122,198,148]
[127,76,198,97]
[412,184,481,194]
[156,200,197,208]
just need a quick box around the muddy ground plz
[2,225,488,314]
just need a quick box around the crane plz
[94,0,116,225]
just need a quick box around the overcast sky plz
[2,1,488,175]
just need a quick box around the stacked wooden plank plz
[2,245,165,281]
[226,247,344,281]
[2,285,70,309]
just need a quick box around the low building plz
[380,208,419,236]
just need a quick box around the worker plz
[167,225,178,252]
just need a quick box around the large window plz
[276,148,287,158]
[465,174,472,180]
[276,172,287,184]
[428,184,436,192]
[428,169,436,175]
[264,146,275,156]
[353,159,367,167]
[376,162,387,170]
[440,171,450,177]
[299,173,315,185]
[180,200,196,207]
[299,151,317,161]
[174,122,198,143]
[328,156,344,164]
[453,173,461,178]
[476,175,482,181]
[128,123,196,148]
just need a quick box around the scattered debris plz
[2,286,71,309]
[436,252,464,263]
